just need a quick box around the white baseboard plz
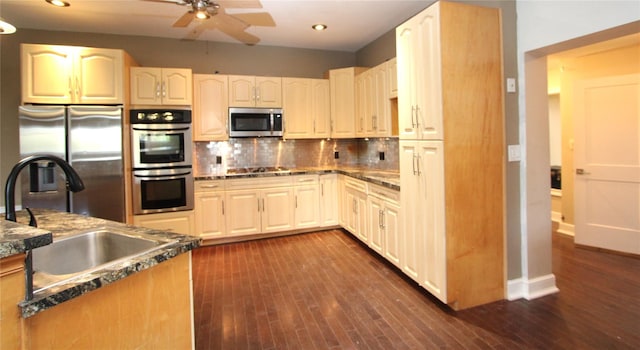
[557,222,575,237]
[551,211,562,223]
[507,274,559,301]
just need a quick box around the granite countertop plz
[6,209,201,318]
[195,167,400,191]
[0,220,52,259]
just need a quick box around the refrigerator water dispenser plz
[29,162,57,192]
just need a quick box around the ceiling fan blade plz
[218,0,262,9]
[231,12,275,27]
[173,11,195,27]
[142,0,189,5]
[184,25,207,40]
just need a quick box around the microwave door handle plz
[270,112,274,134]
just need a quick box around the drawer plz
[368,183,400,204]
[195,180,225,192]
[292,174,319,185]
[344,177,367,193]
[225,176,293,190]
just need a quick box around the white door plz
[574,74,640,254]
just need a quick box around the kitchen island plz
[0,209,200,349]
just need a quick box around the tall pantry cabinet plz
[396,1,505,310]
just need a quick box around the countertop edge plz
[0,220,53,259]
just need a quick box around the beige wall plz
[552,43,640,225]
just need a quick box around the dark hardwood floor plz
[192,229,640,349]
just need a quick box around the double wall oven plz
[130,109,194,215]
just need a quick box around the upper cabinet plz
[282,77,330,139]
[388,57,398,99]
[355,61,394,138]
[130,67,193,106]
[396,6,443,140]
[193,74,229,141]
[21,44,133,104]
[229,75,282,108]
[329,67,367,138]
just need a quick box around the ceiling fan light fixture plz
[312,23,327,31]
[195,10,210,20]
[45,0,70,7]
[0,18,16,34]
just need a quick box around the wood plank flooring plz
[192,229,640,349]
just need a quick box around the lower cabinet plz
[293,175,320,229]
[226,186,295,236]
[367,184,401,268]
[133,211,196,236]
[319,174,339,227]
[343,177,368,243]
[194,180,226,239]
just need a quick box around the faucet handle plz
[25,207,38,228]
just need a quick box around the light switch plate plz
[507,78,516,93]
[508,144,521,162]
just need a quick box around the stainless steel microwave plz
[229,107,283,137]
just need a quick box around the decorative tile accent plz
[194,138,399,175]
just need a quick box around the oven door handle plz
[132,126,191,132]
[133,171,192,178]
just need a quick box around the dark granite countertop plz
[8,209,201,318]
[0,220,52,259]
[195,167,400,191]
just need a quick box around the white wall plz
[514,0,640,299]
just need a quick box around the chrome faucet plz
[4,154,85,223]
[4,154,84,301]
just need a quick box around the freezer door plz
[19,105,68,212]
[68,106,125,222]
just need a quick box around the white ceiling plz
[0,0,433,52]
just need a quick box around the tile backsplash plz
[194,138,399,175]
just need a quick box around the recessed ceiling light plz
[46,0,70,7]
[0,18,16,34]
[312,24,327,31]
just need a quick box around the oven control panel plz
[131,109,192,124]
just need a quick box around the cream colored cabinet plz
[194,180,226,239]
[292,175,320,229]
[225,177,294,236]
[329,67,367,138]
[133,211,196,236]
[283,78,313,138]
[396,1,505,310]
[193,74,228,141]
[319,174,339,227]
[367,184,401,268]
[388,57,398,99]
[283,78,330,139]
[355,62,392,138]
[21,44,129,104]
[229,75,282,108]
[131,67,192,105]
[343,177,368,243]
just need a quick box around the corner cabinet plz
[130,67,192,106]
[21,44,132,104]
[229,75,282,108]
[397,1,505,310]
[193,74,229,141]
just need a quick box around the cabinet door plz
[374,63,391,137]
[131,67,162,105]
[225,189,261,236]
[416,140,446,302]
[21,44,74,104]
[368,196,384,255]
[229,75,256,107]
[396,20,419,140]
[194,191,226,239]
[283,78,313,138]
[294,184,320,229]
[383,200,401,268]
[193,74,229,141]
[399,141,420,282]
[355,192,368,244]
[162,68,192,105]
[388,57,398,99]
[261,187,294,233]
[414,4,443,140]
[75,47,124,104]
[330,68,356,138]
[312,79,331,138]
[355,71,368,137]
[256,77,282,108]
[319,174,338,227]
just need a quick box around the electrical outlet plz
[216,156,222,164]
[334,151,339,159]
[507,78,516,93]
[508,145,521,162]
[379,152,385,161]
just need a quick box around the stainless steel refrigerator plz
[19,105,125,222]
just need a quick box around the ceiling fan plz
[144,0,275,45]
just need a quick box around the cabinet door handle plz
[412,154,417,175]
[373,115,377,130]
[295,195,298,209]
[321,183,324,196]
[201,184,219,189]
[411,105,416,128]
[75,76,80,100]
[257,198,261,212]
[416,154,421,176]
[155,82,161,97]
[68,77,73,98]
[161,82,166,97]
[222,200,225,215]
[415,106,421,128]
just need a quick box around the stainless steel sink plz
[32,228,176,291]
